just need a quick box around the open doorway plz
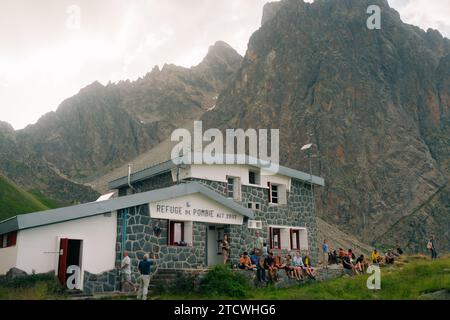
[207,225,225,266]
[58,238,83,285]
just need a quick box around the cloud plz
[0,0,448,129]
[389,0,450,37]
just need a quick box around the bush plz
[199,265,251,298]
[172,272,196,293]
[0,273,65,295]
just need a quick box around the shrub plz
[1,273,65,295]
[172,272,197,293]
[199,265,251,298]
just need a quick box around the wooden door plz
[58,238,68,285]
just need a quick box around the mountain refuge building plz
[0,157,324,293]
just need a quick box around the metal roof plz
[108,154,325,189]
[0,182,254,235]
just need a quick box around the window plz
[168,221,193,246]
[268,182,287,205]
[247,202,261,210]
[226,176,241,201]
[248,220,262,229]
[269,228,281,249]
[269,226,297,250]
[271,184,279,204]
[0,232,17,249]
[290,229,300,250]
[248,170,260,185]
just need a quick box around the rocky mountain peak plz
[197,40,242,69]
[203,0,450,252]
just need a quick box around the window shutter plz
[181,222,185,242]
[290,229,293,250]
[267,182,272,203]
[168,221,174,245]
[269,227,273,249]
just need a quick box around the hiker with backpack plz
[427,235,438,260]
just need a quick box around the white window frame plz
[269,225,307,251]
[226,176,241,201]
[168,220,193,246]
[290,227,308,251]
[248,220,263,229]
[269,183,287,205]
[248,169,261,185]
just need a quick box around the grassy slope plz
[0,174,54,221]
[158,255,450,300]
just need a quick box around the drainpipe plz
[121,208,128,257]
[128,164,137,193]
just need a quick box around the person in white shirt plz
[121,251,136,292]
[292,252,304,280]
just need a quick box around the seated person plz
[303,254,316,280]
[262,243,269,257]
[337,248,346,263]
[292,252,305,280]
[354,254,367,273]
[329,250,338,265]
[348,249,356,262]
[264,252,278,282]
[396,247,403,255]
[250,251,259,269]
[239,252,254,270]
[274,253,286,270]
[371,249,383,264]
[342,255,357,275]
[284,254,295,279]
[385,251,395,264]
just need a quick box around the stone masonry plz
[84,170,319,293]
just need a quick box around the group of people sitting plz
[371,248,403,265]
[238,250,317,282]
[338,247,403,275]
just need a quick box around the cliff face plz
[0,42,242,205]
[17,41,242,181]
[202,0,450,252]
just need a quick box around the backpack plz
[427,241,433,250]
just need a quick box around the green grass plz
[0,174,57,221]
[157,255,450,300]
[0,273,66,300]
[1,255,448,300]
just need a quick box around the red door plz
[58,238,68,285]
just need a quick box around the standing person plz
[427,235,438,260]
[254,230,264,253]
[221,234,230,265]
[121,251,136,292]
[255,249,266,283]
[253,231,266,283]
[322,239,330,269]
[137,254,154,300]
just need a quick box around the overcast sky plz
[0,0,449,130]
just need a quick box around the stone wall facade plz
[85,171,318,293]
[188,178,318,265]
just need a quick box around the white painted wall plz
[0,245,18,274]
[149,193,244,225]
[14,212,117,281]
[188,164,291,190]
